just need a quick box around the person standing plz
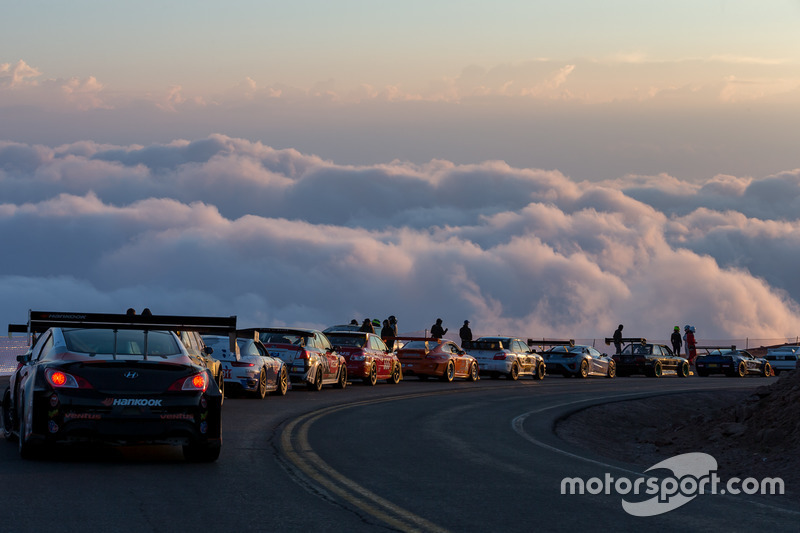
[459,320,473,345]
[685,325,697,364]
[430,318,448,340]
[613,324,624,355]
[670,326,682,357]
[381,319,393,347]
[359,318,374,334]
[387,315,398,350]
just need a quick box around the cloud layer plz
[2,135,799,343]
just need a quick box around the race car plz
[462,336,546,380]
[1,310,235,461]
[542,344,616,378]
[611,337,690,378]
[395,337,479,382]
[763,345,799,376]
[324,330,402,386]
[694,346,772,378]
[253,328,347,391]
[202,332,289,398]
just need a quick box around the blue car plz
[695,347,771,377]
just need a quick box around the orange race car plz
[395,337,479,382]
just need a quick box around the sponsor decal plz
[48,420,59,433]
[45,314,87,320]
[159,413,194,421]
[48,409,59,418]
[64,412,102,421]
[199,421,208,434]
[101,398,163,407]
[561,452,785,516]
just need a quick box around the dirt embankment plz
[556,371,800,501]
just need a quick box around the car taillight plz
[231,362,255,367]
[493,353,506,360]
[296,349,309,360]
[45,368,92,389]
[169,372,209,392]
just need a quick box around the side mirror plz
[16,353,31,364]
[204,346,214,355]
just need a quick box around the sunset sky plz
[2,1,799,341]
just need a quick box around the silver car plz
[543,344,616,378]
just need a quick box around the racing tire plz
[307,368,323,391]
[440,361,455,383]
[2,389,17,442]
[364,364,378,386]
[467,362,479,382]
[533,361,546,380]
[334,366,348,389]
[254,368,268,399]
[647,361,663,378]
[762,362,772,378]
[606,362,616,379]
[507,363,519,381]
[736,361,747,377]
[677,361,690,378]
[183,441,221,463]
[578,359,589,378]
[387,363,402,384]
[273,366,289,396]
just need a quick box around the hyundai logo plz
[123,371,139,379]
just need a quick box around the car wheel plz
[254,367,268,399]
[762,362,772,377]
[648,361,662,378]
[2,389,17,442]
[334,366,347,389]
[440,361,455,382]
[737,361,747,377]
[606,361,616,378]
[677,361,690,378]
[387,363,402,384]
[307,368,323,391]
[507,363,519,380]
[364,364,378,386]
[273,365,289,396]
[467,362,479,382]
[183,440,221,462]
[578,359,589,378]
[533,361,546,380]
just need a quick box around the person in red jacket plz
[684,325,697,364]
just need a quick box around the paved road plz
[1,374,796,532]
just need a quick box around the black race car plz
[1,310,236,461]
[611,337,690,378]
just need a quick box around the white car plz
[764,345,799,375]
[463,336,546,380]
[202,335,288,398]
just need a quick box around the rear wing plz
[605,337,647,345]
[696,345,736,353]
[9,310,238,356]
[527,338,574,348]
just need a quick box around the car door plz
[253,341,277,383]
[14,330,54,418]
[369,335,391,375]
[510,340,529,372]
[316,333,339,379]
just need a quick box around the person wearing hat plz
[359,318,375,334]
[670,326,682,357]
[459,320,473,345]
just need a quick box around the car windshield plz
[621,344,652,355]
[326,334,366,347]
[260,331,309,345]
[545,346,570,354]
[63,328,181,356]
[399,341,431,351]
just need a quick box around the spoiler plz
[527,338,574,348]
[604,337,647,345]
[696,345,736,352]
[9,310,238,356]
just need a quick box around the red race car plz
[325,331,402,386]
[396,337,479,382]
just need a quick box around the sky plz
[1,1,800,342]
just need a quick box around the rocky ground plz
[556,370,800,503]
